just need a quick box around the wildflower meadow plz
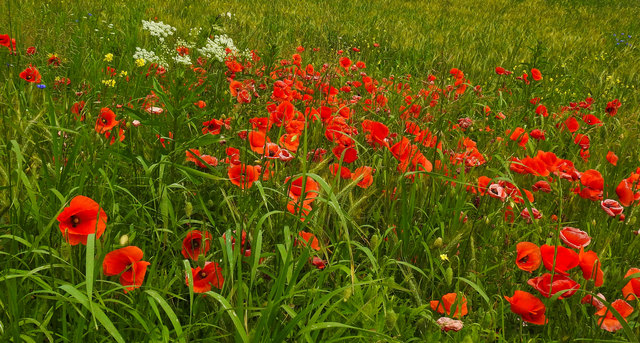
[2,0,640,342]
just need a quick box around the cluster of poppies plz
[510,227,639,332]
[57,195,150,292]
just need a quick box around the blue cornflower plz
[37,84,46,89]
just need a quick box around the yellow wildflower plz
[104,53,114,62]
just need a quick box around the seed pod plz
[197,253,206,269]
[60,242,71,261]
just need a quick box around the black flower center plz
[191,239,201,250]
[102,118,108,124]
[70,215,80,227]
[197,270,207,279]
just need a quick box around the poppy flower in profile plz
[310,256,326,270]
[297,231,321,251]
[578,248,604,287]
[495,66,512,75]
[540,245,579,275]
[622,268,640,300]
[601,199,623,217]
[595,299,633,332]
[436,317,464,332]
[531,68,542,81]
[352,166,374,188]
[248,131,269,154]
[504,290,547,325]
[228,164,260,189]
[187,261,224,293]
[559,227,591,249]
[103,246,150,293]
[57,195,108,245]
[581,293,606,310]
[329,163,352,179]
[516,242,541,273]
[430,293,468,318]
[606,151,618,166]
[19,65,42,83]
[527,273,580,299]
[95,108,119,134]
[532,180,551,193]
[182,230,212,260]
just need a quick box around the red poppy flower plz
[95,108,119,134]
[352,166,374,188]
[19,65,42,83]
[531,68,542,81]
[601,199,623,217]
[228,164,260,189]
[339,57,352,70]
[606,151,618,166]
[222,230,251,257]
[0,34,10,49]
[187,261,224,293]
[103,246,150,293]
[182,230,212,260]
[582,114,602,126]
[530,129,546,140]
[559,227,591,249]
[532,180,551,193]
[57,195,108,245]
[622,268,640,300]
[504,290,547,325]
[248,131,269,154]
[540,245,579,275]
[581,293,606,310]
[202,118,225,135]
[495,66,512,75]
[527,273,580,299]
[535,104,548,117]
[430,293,468,318]
[310,256,326,270]
[297,231,321,251]
[578,248,603,287]
[595,299,633,332]
[516,242,541,273]
[26,46,37,55]
[329,163,352,179]
[287,176,319,204]
[605,99,621,116]
[564,117,580,132]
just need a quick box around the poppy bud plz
[343,287,352,302]
[197,254,206,269]
[370,234,379,250]
[445,267,453,286]
[434,237,443,249]
[119,234,129,246]
[207,200,215,208]
[185,201,193,217]
[385,309,398,329]
[629,216,636,225]
[60,242,71,261]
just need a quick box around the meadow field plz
[2,0,640,341]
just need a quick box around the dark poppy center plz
[197,270,207,279]
[191,239,201,250]
[101,118,108,124]
[70,215,80,227]
[26,75,32,80]
[208,124,216,130]
[519,255,529,263]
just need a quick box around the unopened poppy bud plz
[385,310,398,329]
[60,242,71,261]
[343,287,352,302]
[485,217,490,225]
[185,201,193,217]
[445,267,453,286]
[119,234,129,246]
[207,200,214,208]
[197,254,206,268]
[370,234,379,249]
[434,237,443,249]
[630,216,637,225]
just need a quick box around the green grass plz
[2,0,640,341]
